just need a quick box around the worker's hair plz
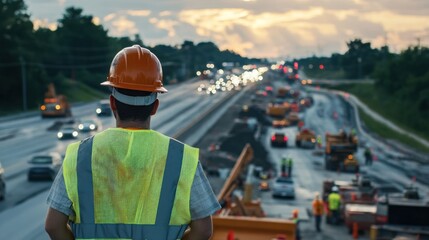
[113,88,156,122]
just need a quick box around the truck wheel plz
[296,140,301,148]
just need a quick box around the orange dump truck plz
[212,144,296,240]
[40,83,71,118]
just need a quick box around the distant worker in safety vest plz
[316,135,322,148]
[312,192,324,232]
[45,45,221,240]
[286,157,293,177]
[328,186,341,225]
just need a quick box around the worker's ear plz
[109,95,117,111]
[150,99,159,116]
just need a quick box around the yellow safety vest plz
[328,193,341,210]
[63,128,199,240]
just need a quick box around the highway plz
[0,70,427,240]
[0,76,250,239]
[253,79,429,239]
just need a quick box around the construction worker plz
[312,192,324,232]
[290,209,301,240]
[45,45,221,240]
[281,155,287,176]
[364,147,373,166]
[286,157,293,177]
[316,135,322,148]
[328,186,341,225]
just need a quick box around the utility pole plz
[19,57,27,111]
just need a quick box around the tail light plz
[283,136,288,141]
[271,136,276,141]
[376,215,388,224]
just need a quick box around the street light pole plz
[357,57,362,79]
[19,57,27,111]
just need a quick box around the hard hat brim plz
[101,80,168,93]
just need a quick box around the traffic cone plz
[227,230,235,240]
[353,222,359,239]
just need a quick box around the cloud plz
[103,13,116,22]
[24,0,429,58]
[127,10,151,17]
[109,16,138,36]
[159,11,172,17]
[149,18,178,37]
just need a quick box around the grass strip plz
[358,105,429,154]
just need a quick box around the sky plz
[25,0,429,59]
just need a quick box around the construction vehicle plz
[40,83,71,118]
[287,112,300,125]
[323,175,377,226]
[276,86,290,98]
[295,128,316,148]
[371,186,429,240]
[325,131,359,172]
[212,144,297,240]
[266,103,288,118]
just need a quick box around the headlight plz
[55,104,61,110]
[89,124,95,130]
[72,131,78,137]
[57,132,63,138]
[78,124,84,130]
[96,108,101,114]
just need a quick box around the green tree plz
[0,0,40,111]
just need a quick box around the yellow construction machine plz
[325,131,359,172]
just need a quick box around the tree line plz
[294,39,429,136]
[0,0,262,112]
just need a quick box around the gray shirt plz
[47,162,220,220]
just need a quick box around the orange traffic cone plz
[353,222,359,239]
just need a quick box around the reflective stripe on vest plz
[70,136,188,240]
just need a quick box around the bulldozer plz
[212,144,297,240]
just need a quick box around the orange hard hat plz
[292,209,299,218]
[101,45,167,93]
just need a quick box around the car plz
[270,132,288,147]
[272,177,295,199]
[0,162,5,200]
[96,100,112,116]
[57,124,79,140]
[28,152,62,181]
[78,119,98,132]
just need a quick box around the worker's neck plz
[116,119,150,130]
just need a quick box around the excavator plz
[211,144,297,240]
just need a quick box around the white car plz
[28,152,62,181]
[272,177,295,199]
[57,125,79,140]
[78,119,98,132]
[96,100,112,116]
